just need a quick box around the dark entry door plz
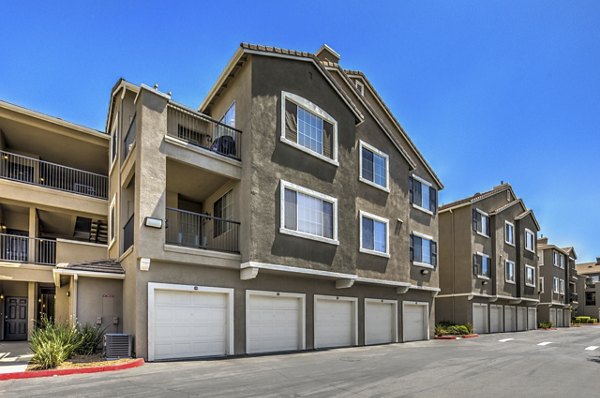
[4,297,28,340]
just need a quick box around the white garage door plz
[472,303,489,334]
[528,308,537,330]
[550,308,557,327]
[490,305,503,333]
[149,284,233,361]
[504,306,517,332]
[517,307,527,331]
[564,310,570,327]
[246,291,305,354]
[365,299,397,345]
[557,309,564,327]
[314,295,357,349]
[403,302,428,342]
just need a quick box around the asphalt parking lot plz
[2,326,599,398]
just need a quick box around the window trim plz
[505,260,516,284]
[411,230,436,269]
[524,228,535,252]
[475,251,491,279]
[539,276,545,293]
[355,80,365,96]
[109,112,119,172]
[553,276,560,294]
[108,195,116,249]
[411,174,436,215]
[475,209,491,238]
[359,210,390,258]
[358,140,390,192]
[279,179,339,245]
[525,264,536,288]
[504,221,515,246]
[280,91,339,166]
[219,101,236,128]
[538,250,544,266]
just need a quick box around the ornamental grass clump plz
[29,316,106,370]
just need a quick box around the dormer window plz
[281,91,338,165]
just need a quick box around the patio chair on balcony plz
[210,135,236,157]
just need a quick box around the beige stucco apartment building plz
[536,239,578,327]
[575,258,600,319]
[436,183,541,334]
[0,43,443,360]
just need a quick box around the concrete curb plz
[0,358,144,381]
[434,334,479,340]
[434,335,457,340]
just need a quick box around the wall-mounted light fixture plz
[421,269,430,275]
[140,257,151,271]
[144,217,163,229]
[0,293,4,300]
[66,291,70,297]
[482,280,488,285]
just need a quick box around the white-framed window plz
[505,260,516,283]
[539,277,545,293]
[109,195,116,246]
[473,252,491,278]
[281,91,338,165]
[220,102,236,128]
[559,278,565,294]
[524,228,535,252]
[410,232,437,268]
[280,180,338,245]
[355,80,365,96]
[213,190,234,237]
[110,113,119,166]
[559,253,565,269]
[553,276,560,293]
[538,250,544,266]
[505,221,515,246]
[359,210,389,257]
[409,175,437,214]
[359,140,389,192]
[472,209,490,237]
[553,251,559,267]
[525,265,536,287]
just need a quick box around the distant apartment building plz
[575,258,600,319]
[0,43,444,360]
[536,238,577,327]
[436,183,540,334]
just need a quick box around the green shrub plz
[591,318,598,324]
[574,316,591,323]
[435,324,449,336]
[76,324,106,356]
[29,316,107,369]
[538,321,553,329]
[30,317,82,370]
[465,323,474,334]
[435,323,473,336]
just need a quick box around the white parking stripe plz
[585,346,599,351]
[499,338,514,342]
[537,342,553,346]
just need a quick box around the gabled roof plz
[105,78,140,133]
[538,243,569,256]
[576,260,600,275]
[439,183,515,212]
[489,199,526,215]
[515,209,541,231]
[199,43,364,123]
[342,69,443,189]
[561,246,578,260]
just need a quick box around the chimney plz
[538,237,548,245]
[315,44,341,64]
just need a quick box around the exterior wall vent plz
[104,333,132,359]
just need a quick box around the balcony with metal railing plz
[0,150,108,199]
[166,103,242,160]
[122,114,136,163]
[0,233,56,265]
[165,207,240,253]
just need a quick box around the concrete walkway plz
[0,342,32,374]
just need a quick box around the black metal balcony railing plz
[122,214,134,253]
[122,114,136,162]
[0,233,56,265]
[165,207,240,253]
[0,150,108,199]
[167,104,242,160]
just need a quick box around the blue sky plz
[1,1,598,261]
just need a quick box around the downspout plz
[72,274,78,326]
[450,209,456,322]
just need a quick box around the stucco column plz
[27,281,36,340]
[28,207,38,263]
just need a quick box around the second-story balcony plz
[166,103,242,161]
[165,207,240,253]
[1,150,108,200]
[0,233,56,265]
[570,292,579,303]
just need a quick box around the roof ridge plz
[440,183,512,211]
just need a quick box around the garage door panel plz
[528,308,536,330]
[490,305,503,333]
[315,297,356,349]
[246,293,303,354]
[403,303,428,342]
[151,287,231,361]
[473,303,488,334]
[504,306,516,332]
[365,301,396,345]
